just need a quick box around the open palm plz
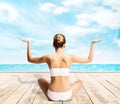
[18,37,30,43]
[92,39,103,44]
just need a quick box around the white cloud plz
[72,0,120,29]
[54,7,68,15]
[39,2,69,15]
[76,20,90,27]
[76,13,91,27]
[61,0,84,7]
[0,3,18,23]
[39,3,56,12]
[75,6,120,29]
[62,25,100,36]
[91,7,120,29]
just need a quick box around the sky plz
[0,0,120,64]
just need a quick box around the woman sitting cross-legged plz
[19,34,102,101]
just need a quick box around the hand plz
[18,37,30,43]
[92,39,103,44]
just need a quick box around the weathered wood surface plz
[0,73,120,104]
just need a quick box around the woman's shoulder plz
[65,54,74,58]
[41,55,52,60]
[63,54,75,60]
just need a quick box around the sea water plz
[0,64,120,72]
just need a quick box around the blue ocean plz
[0,64,120,72]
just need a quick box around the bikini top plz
[50,68,70,76]
[50,54,70,76]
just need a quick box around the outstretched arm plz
[70,39,103,64]
[18,38,49,64]
[88,39,102,62]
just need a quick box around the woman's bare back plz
[48,53,71,92]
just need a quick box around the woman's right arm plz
[70,39,103,64]
[19,38,50,64]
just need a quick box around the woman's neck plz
[55,48,64,54]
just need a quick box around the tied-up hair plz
[53,34,66,48]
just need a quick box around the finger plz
[97,38,104,41]
[96,40,103,42]
[94,38,104,42]
[18,37,26,42]
[96,40,102,42]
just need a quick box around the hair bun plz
[53,34,66,48]
[56,35,63,43]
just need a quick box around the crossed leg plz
[69,80,83,100]
[38,78,51,101]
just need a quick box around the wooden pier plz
[0,72,120,104]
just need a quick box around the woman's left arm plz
[88,39,103,62]
[19,38,49,64]
[70,39,103,63]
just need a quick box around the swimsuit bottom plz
[47,89,72,101]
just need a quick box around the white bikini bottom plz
[47,89,72,101]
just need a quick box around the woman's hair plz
[53,34,66,48]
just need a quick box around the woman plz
[19,34,102,101]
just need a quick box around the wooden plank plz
[62,101,72,104]
[0,73,12,84]
[0,77,17,96]
[0,73,30,104]
[0,73,27,91]
[33,93,56,104]
[107,73,120,82]
[17,73,40,104]
[100,73,120,89]
[53,101,62,104]
[89,73,120,99]
[0,73,29,104]
[2,74,34,104]
[2,84,32,104]
[0,73,19,91]
[17,84,38,104]
[76,73,120,104]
